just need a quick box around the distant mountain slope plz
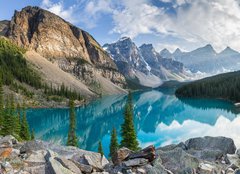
[167,45,240,74]
[2,6,127,95]
[103,38,188,87]
[175,71,240,102]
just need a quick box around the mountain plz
[160,48,172,59]
[104,38,188,87]
[175,70,240,103]
[165,44,240,74]
[1,6,127,98]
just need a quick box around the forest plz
[175,71,240,102]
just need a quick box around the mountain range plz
[160,45,240,74]
[1,6,240,102]
[103,37,188,87]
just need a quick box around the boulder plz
[0,148,12,158]
[0,135,18,148]
[112,148,132,165]
[55,157,82,174]
[83,154,108,171]
[127,145,156,162]
[24,165,48,174]
[185,136,236,154]
[122,158,148,168]
[187,149,225,162]
[157,142,187,152]
[48,157,75,174]
[20,140,46,153]
[157,147,199,173]
[227,154,240,168]
[71,160,93,173]
[24,150,47,166]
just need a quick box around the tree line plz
[0,37,83,101]
[175,71,240,102]
[0,79,33,141]
[67,92,139,157]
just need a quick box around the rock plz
[83,154,109,171]
[185,136,236,154]
[0,148,12,158]
[157,142,187,152]
[187,149,225,162]
[127,145,156,162]
[71,160,93,173]
[227,154,240,168]
[48,157,75,174]
[24,165,47,174]
[1,161,13,173]
[235,169,240,174]
[157,147,199,173]
[112,148,132,165]
[24,150,47,165]
[0,135,18,148]
[20,140,46,153]
[122,158,148,168]
[55,157,82,174]
[236,149,240,157]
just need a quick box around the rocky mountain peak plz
[6,6,116,69]
[160,48,172,59]
[219,46,239,56]
[139,44,154,50]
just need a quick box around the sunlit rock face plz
[5,6,126,90]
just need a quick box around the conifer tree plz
[98,141,104,156]
[20,111,31,140]
[31,129,35,140]
[67,99,78,147]
[14,103,21,136]
[109,127,118,158]
[120,92,139,151]
[2,97,14,136]
[0,79,4,126]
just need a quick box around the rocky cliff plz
[4,6,126,95]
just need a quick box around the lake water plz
[27,89,240,156]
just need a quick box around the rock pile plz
[0,136,240,174]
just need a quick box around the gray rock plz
[185,136,236,154]
[112,147,132,165]
[143,163,172,174]
[122,158,148,168]
[0,135,18,148]
[235,169,240,174]
[187,149,224,162]
[24,165,48,174]
[55,157,82,174]
[227,154,240,168]
[157,147,199,173]
[24,150,47,166]
[48,157,75,174]
[236,149,240,157]
[71,160,93,173]
[157,142,187,152]
[83,154,109,171]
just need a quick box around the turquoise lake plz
[27,89,240,156]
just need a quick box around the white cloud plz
[138,115,240,149]
[41,0,77,23]
[111,0,240,52]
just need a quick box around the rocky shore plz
[0,135,240,174]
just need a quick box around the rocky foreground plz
[0,136,240,173]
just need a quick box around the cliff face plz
[6,6,126,92]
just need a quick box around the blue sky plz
[1,0,240,52]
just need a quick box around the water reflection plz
[27,90,239,156]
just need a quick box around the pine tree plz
[98,141,104,156]
[14,103,21,136]
[31,129,35,140]
[0,78,4,127]
[2,97,14,136]
[67,99,78,147]
[20,111,31,140]
[120,92,139,151]
[109,127,119,158]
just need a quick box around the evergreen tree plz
[120,92,139,151]
[98,141,104,156]
[14,103,21,135]
[67,99,78,147]
[20,111,31,140]
[109,127,119,158]
[2,97,14,136]
[0,79,4,127]
[31,129,35,140]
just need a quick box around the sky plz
[1,0,240,52]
